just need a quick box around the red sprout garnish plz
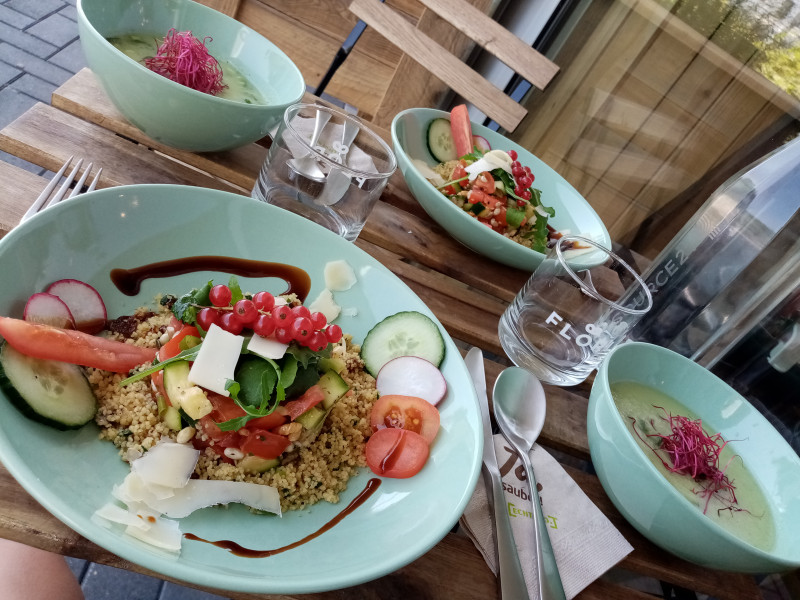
[144,29,226,96]
[629,407,742,515]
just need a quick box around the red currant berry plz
[522,190,532,200]
[514,186,524,196]
[209,284,232,307]
[508,149,518,160]
[511,165,523,178]
[511,160,521,170]
[291,305,311,319]
[219,312,243,335]
[233,299,258,325]
[253,314,276,337]
[308,331,328,352]
[517,199,527,207]
[275,327,293,344]
[310,312,327,330]
[252,291,275,312]
[290,316,313,344]
[272,304,293,326]
[524,165,532,175]
[325,324,343,343]
[197,307,219,331]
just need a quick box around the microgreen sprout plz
[630,407,743,515]
[144,28,226,96]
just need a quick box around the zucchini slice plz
[0,341,97,430]
[360,311,445,377]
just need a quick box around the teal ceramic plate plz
[0,185,482,594]
[391,108,611,272]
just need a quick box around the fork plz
[21,156,103,223]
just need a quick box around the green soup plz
[107,33,265,105]
[612,380,775,551]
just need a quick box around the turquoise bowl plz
[588,342,800,573]
[0,185,481,593]
[391,107,611,272]
[77,0,305,152]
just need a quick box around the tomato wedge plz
[0,316,156,373]
[370,394,440,444]
[450,104,473,158]
[365,427,429,478]
[240,429,291,460]
[284,384,325,421]
[473,171,495,195]
[159,324,201,360]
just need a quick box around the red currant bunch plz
[195,284,343,351]
[509,152,534,205]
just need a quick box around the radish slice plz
[45,279,107,334]
[473,135,491,152]
[23,293,75,329]
[376,356,447,405]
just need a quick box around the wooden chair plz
[347,0,560,131]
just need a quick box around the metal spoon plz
[493,367,566,600]
[287,108,331,182]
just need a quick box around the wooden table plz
[0,68,773,600]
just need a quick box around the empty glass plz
[252,103,396,241]
[498,236,653,386]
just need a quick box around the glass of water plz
[252,103,396,242]
[498,235,653,386]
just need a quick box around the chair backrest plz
[348,0,560,131]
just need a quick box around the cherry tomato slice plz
[369,394,440,444]
[240,429,290,460]
[365,427,430,478]
[0,316,156,373]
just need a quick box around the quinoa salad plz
[87,303,378,512]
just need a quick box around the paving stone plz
[0,85,37,129]
[0,4,34,28]
[28,12,77,48]
[49,38,86,74]
[0,59,22,86]
[12,72,56,103]
[0,42,72,86]
[5,0,64,21]
[81,563,164,600]
[0,19,57,59]
[65,556,89,581]
[59,2,78,22]
[159,581,231,600]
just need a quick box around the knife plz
[465,347,529,600]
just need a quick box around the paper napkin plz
[459,434,633,599]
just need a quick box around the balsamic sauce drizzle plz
[184,478,382,557]
[110,255,311,301]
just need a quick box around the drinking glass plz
[498,235,653,386]
[252,103,396,241]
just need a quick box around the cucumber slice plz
[0,341,97,430]
[360,311,445,377]
[426,118,457,163]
